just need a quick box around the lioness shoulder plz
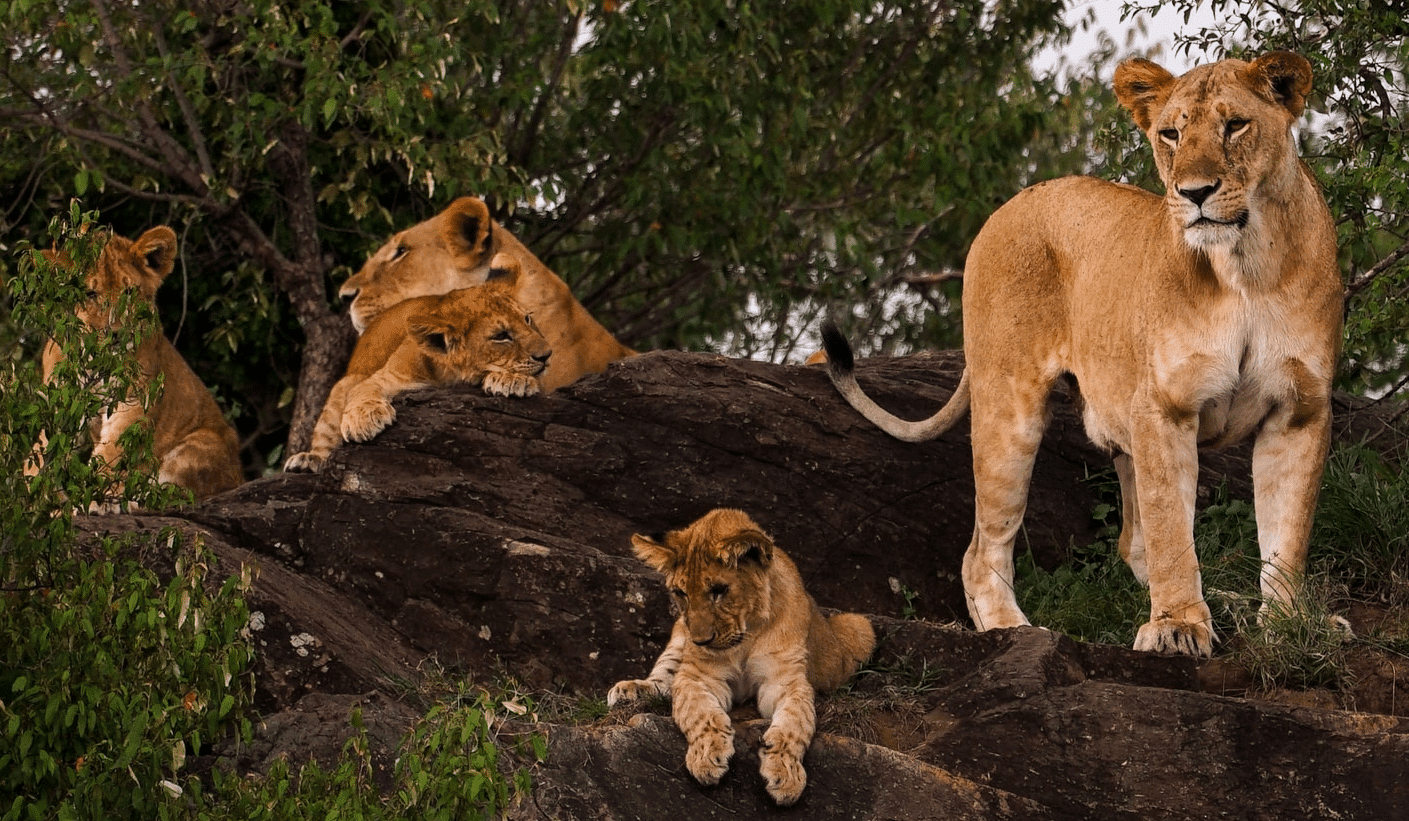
[284,254,551,473]
[339,196,633,391]
[607,508,875,806]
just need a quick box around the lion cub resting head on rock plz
[284,253,550,473]
[28,226,243,505]
[608,508,875,806]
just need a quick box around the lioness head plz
[630,508,777,651]
[341,197,499,333]
[406,253,552,397]
[52,226,178,331]
[1114,52,1312,254]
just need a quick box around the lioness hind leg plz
[963,382,1050,631]
[1113,454,1149,584]
[159,430,242,500]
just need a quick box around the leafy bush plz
[0,206,254,820]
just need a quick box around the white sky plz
[1040,0,1225,76]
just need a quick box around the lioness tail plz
[820,319,971,443]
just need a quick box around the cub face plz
[59,226,178,331]
[407,270,552,397]
[1114,52,1311,253]
[341,197,496,333]
[630,508,776,651]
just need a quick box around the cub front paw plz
[685,731,734,786]
[481,372,541,397]
[607,679,666,707]
[283,451,327,473]
[341,399,395,443]
[759,743,807,806]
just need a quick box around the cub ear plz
[1243,51,1312,118]
[130,226,178,295]
[630,532,678,574]
[1113,58,1176,132]
[724,529,774,569]
[439,197,494,266]
[483,252,522,288]
[409,321,450,354]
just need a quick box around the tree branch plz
[1346,238,1409,299]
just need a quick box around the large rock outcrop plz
[81,351,1409,819]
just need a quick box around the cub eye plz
[1225,118,1250,138]
[708,583,729,599]
[670,587,686,599]
[491,329,513,343]
[391,243,409,260]
[1158,128,1179,145]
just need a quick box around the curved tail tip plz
[820,320,855,372]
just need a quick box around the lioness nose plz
[1178,180,1221,206]
[533,351,552,366]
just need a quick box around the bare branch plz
[1346,238,1409,299]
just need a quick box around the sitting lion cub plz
[28,226,243,504]
[284,253,551,473]
[608,508,875,806]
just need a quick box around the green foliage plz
[199,696,543,821]
[0,209,254,820]
[1309,442,1409,604]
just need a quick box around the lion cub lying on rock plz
[284,254,550,473]
[608,508,875,806]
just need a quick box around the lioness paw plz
[341,400,395,443]
[481,372,541,398]
[607,679,668,707]
[283,451,327,473]
[759,744,807,807]
[685,731,734,786]
[1133,617,1216,657]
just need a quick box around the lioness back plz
[339,196,632,391]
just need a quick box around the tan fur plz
[824,53,1342,657]
[284,254,551,473]
[608,508,875,806]
[339,197,633,391]
[25,227,243,504]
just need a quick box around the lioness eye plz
[1159,128,1179,144]
[670,588,686,599]
[709,583,729,599]
[1225,118,1250,137]
[391,243,409,260]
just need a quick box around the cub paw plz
[481,372,541,398]
[283,451,327,473]
[607,679,667,707]
[1133,616,1216,657]
[685,730,734,786]
[759,743,808,807]
[341,400,395,443]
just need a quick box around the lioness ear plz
[484,252,522,288]
[409,321,450,354]
[630,532,677,574]
[1113,58,1176,132]
[724,530,774,569]
[440,197,494,266]
[130,226,178,296]
[1243,52,1312,119]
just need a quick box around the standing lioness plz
[824,52,1342,657]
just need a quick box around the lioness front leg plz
[671,673,735,787]
[1251,398,1333,620]
[755,673,816,806]
[1129,415,1213,656]
[607,621,686,706]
